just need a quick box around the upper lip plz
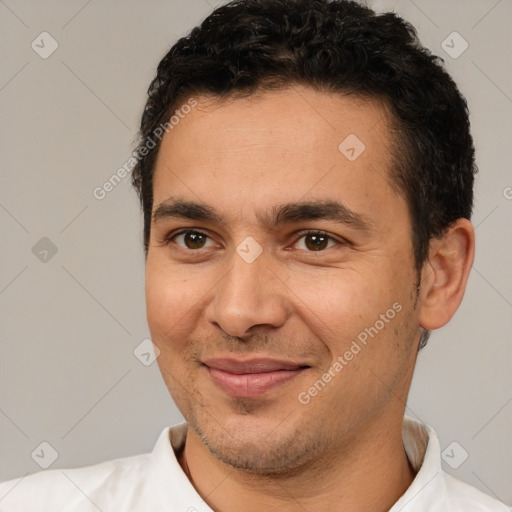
[203,357,309,374]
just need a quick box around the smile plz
[203,358,310,398]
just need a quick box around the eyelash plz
[161,229,348,252]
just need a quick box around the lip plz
[204,357,306,374]
[203,358,310,397]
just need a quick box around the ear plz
[418,218,475,330]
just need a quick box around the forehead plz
[151,86,405,228]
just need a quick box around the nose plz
[205,248,289,339]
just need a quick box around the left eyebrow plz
[152,197,374,234]
[258,200,374,233]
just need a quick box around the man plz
[0,0,509,510]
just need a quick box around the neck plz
[177,411,415,512]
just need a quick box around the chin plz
[190,407,327,475]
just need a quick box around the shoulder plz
[399,417,510,512]
[442,472,511,511]
[0,452,154,512]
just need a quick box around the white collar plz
[148,416,507,511]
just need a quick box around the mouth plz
[202,357,311,398]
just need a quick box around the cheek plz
[288,268,396,350]
[145,260,205,345]
[145,264,207,396]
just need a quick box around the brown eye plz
[184,231,207,249]
[304,233,329,251]
[171,230,213,250]
[294,231,338,252]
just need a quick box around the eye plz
[162,229,345,253]
[293,230,340,252]
[169,230,216,250]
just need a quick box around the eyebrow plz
[152,197,374,233]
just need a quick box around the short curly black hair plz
[131,0,477,347]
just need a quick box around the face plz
[145,86,422,473]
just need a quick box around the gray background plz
[1,0,511,506]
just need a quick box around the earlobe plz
[418,218,475,331]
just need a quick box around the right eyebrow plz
[152,198,224,226]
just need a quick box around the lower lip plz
[206,367,306,397]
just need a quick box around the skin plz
[145,85,475,512]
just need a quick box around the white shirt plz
[0,416,509,511]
